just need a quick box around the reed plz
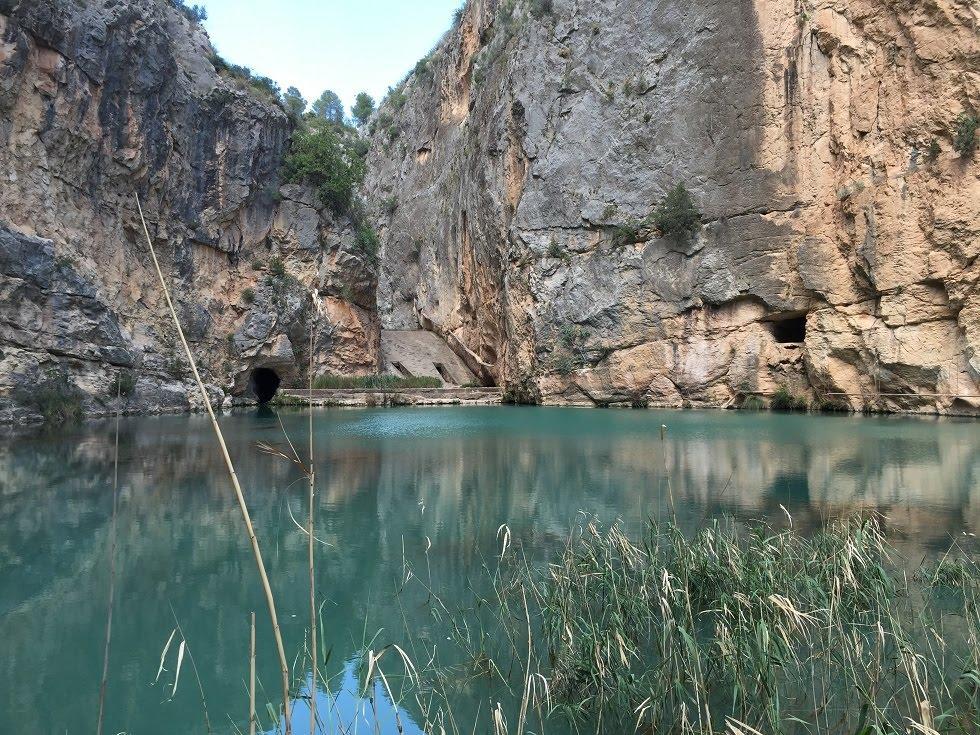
[307,315,317,735]
[388,513,980,735]
[135,194,292,733]
[311,374,442,390]
[95,382,121,735]
[249,612,256,735]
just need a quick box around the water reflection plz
[0,407,978,732]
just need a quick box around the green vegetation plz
[611,221,642,246]
[266,256,286,279]
[413,56,434,84]
[107,370,136,398]
[282,86,306,119]
[607,185,701,247]
[770,385,809,411]
[165,355,187,380]
[386,87,408,111]
[311,89,345,124]
[530,0,553,18]
[241,287,255,304]
[553,323,589,374]
[817,396,850,413]
[925,137,941,163]
[652,182,701,241]
[16,370,84,423]
[395,513,980,734]
[953,112,978,157]
[546,237,565,259]
[171,0,206,23]
[209,54,282,105]
[354,223,380,262]
[381,195,398,215]
[311,374,442,390]
[282,126,366,214]
[351,92,375,126]
[740,394,765,410]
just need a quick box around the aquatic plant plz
[770,385,808,411]
[392,513,980,735]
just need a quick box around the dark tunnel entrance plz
[249,367,281,403]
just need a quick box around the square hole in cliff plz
[767,314,807,344]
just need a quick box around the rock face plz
[364,0,980,413]
[2,0,978,422]
[0,0,377,421]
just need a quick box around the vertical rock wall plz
[364,0,980,413]
[0,0,378,422]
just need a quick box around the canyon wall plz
[0,0,377,422]
[0,0,978,421]
[364,0,980,413]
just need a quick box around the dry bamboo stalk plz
[307,321,317,735]
[249,611,257,735]
[135,193,292,734]
[96,382,121,735]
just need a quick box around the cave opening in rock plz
[249,367,281,403]
[769,315,807,344]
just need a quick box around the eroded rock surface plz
[364,0,980,413]
[0,0,378,421]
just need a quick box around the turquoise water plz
[1,406,978,733]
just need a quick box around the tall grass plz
[387,514,980,734]
[311,374,442,389]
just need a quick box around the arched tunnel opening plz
[249,367,281,404]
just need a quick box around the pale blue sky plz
[199,0,463,113]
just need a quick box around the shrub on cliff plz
[386,87,408,111]
[108,370,137,399]
[282,127,366,214]
[16,370,84,423]
[355,223,380,262]
[652,183,701,241]
[953,112,978,157]
[210,54,282,105]
[172,0,207,24]
[531,0,553,18]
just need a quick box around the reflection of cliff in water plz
[1,408,979,732]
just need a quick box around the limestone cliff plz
[2,0,978,422]
[0,0,378,422]
[364,0,980,413]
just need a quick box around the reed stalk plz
[95,382,121,735]
[307,322,317,735]
[249,612,256,735]
[135,193,292,733]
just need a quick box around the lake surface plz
[1,406,978,733]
